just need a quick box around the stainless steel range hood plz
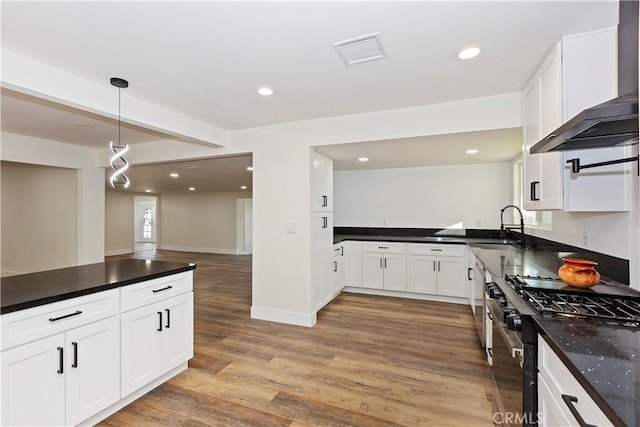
[530,0,639,153]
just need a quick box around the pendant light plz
[109,77,130,188]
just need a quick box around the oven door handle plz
[488,300,524,357]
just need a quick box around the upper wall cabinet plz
[560,28,632,212]
[523,27,631,212]
[311,150,333,212]
[523,43,564,211]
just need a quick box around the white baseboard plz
[342,287,467,305]
[251,306,317,327]
[158,245,236,255]
[105,248,134,256]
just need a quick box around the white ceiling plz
[0,1,619,192]
[115,155,254,194]
[317,128,523,170]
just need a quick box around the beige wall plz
[105,190,135,256]
[159,191,249,254]
[1,162,78,275]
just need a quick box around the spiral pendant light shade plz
[109,77,130,189]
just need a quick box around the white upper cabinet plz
[523,27,631,212]
[311,150,333,212]
[561,27,632,212]
[523,43,564,211]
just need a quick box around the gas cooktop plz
[505,274,640,326]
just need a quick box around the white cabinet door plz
[523,82,542,211]
[343,241,362,287]
[121,293,194,398]
[407,255,437,294]
[311,150,333,212]
[382,254,407,291]
[1,334,66,426]
[161,293,194,372]
[362,253,384,289]
[561,28,630,212]
[437,257,466,298]
[523,44,564,211]
[538,374,573,427]
[311,213,333,310]
[65,316,120,426]
[121,302,162,398]
[332,247,346,294]
[537,45,564,210]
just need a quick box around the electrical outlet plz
[583,229,590,247]
[383,219,388,226]
[475,219,482,227]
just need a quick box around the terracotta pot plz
[558,258,600,288]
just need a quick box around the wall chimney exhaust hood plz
[530,0,639,154]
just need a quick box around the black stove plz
[505,274,640,326]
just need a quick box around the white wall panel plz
[1,162,77,275]
[159,191,248,254]
[334,163,512,229]
[105,190,135,256]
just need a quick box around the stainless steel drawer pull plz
[49,310,82,322]
[152,285,173,293]
[430,248,442,251]
[561,394,596,427]
[378,246,389,249]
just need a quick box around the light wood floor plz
[100,250,496,426]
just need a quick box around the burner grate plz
[523,289,640,325]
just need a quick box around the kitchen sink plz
[471,243,524,251]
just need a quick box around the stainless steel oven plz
[486,282,538,427]
[488,299,524,427]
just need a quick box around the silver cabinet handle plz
[433,261,436,271]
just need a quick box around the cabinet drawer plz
[1,289,119,351]
[538,335,612,426]
[362,242,406,254]
[120,271,193,312]
[408,243,465,257]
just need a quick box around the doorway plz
[134,196,158,250]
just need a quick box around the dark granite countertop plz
[469,244,638,426]
[536,317,639,427]
[334,234,513,246]
[1,259,196,314]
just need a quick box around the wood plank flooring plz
[100,250,497,426]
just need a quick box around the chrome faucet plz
[500,205,525,249]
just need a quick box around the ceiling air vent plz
[333,33,386,66]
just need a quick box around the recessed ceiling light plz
[241,186,247,190]
[457,46,482,60]
[247,166,253,171]
[170,173,179,178]
[145,189,152,193]
[358,157,369,162]
[465,149,479,154]
[188,187,196,191]
[257,87,274,96]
